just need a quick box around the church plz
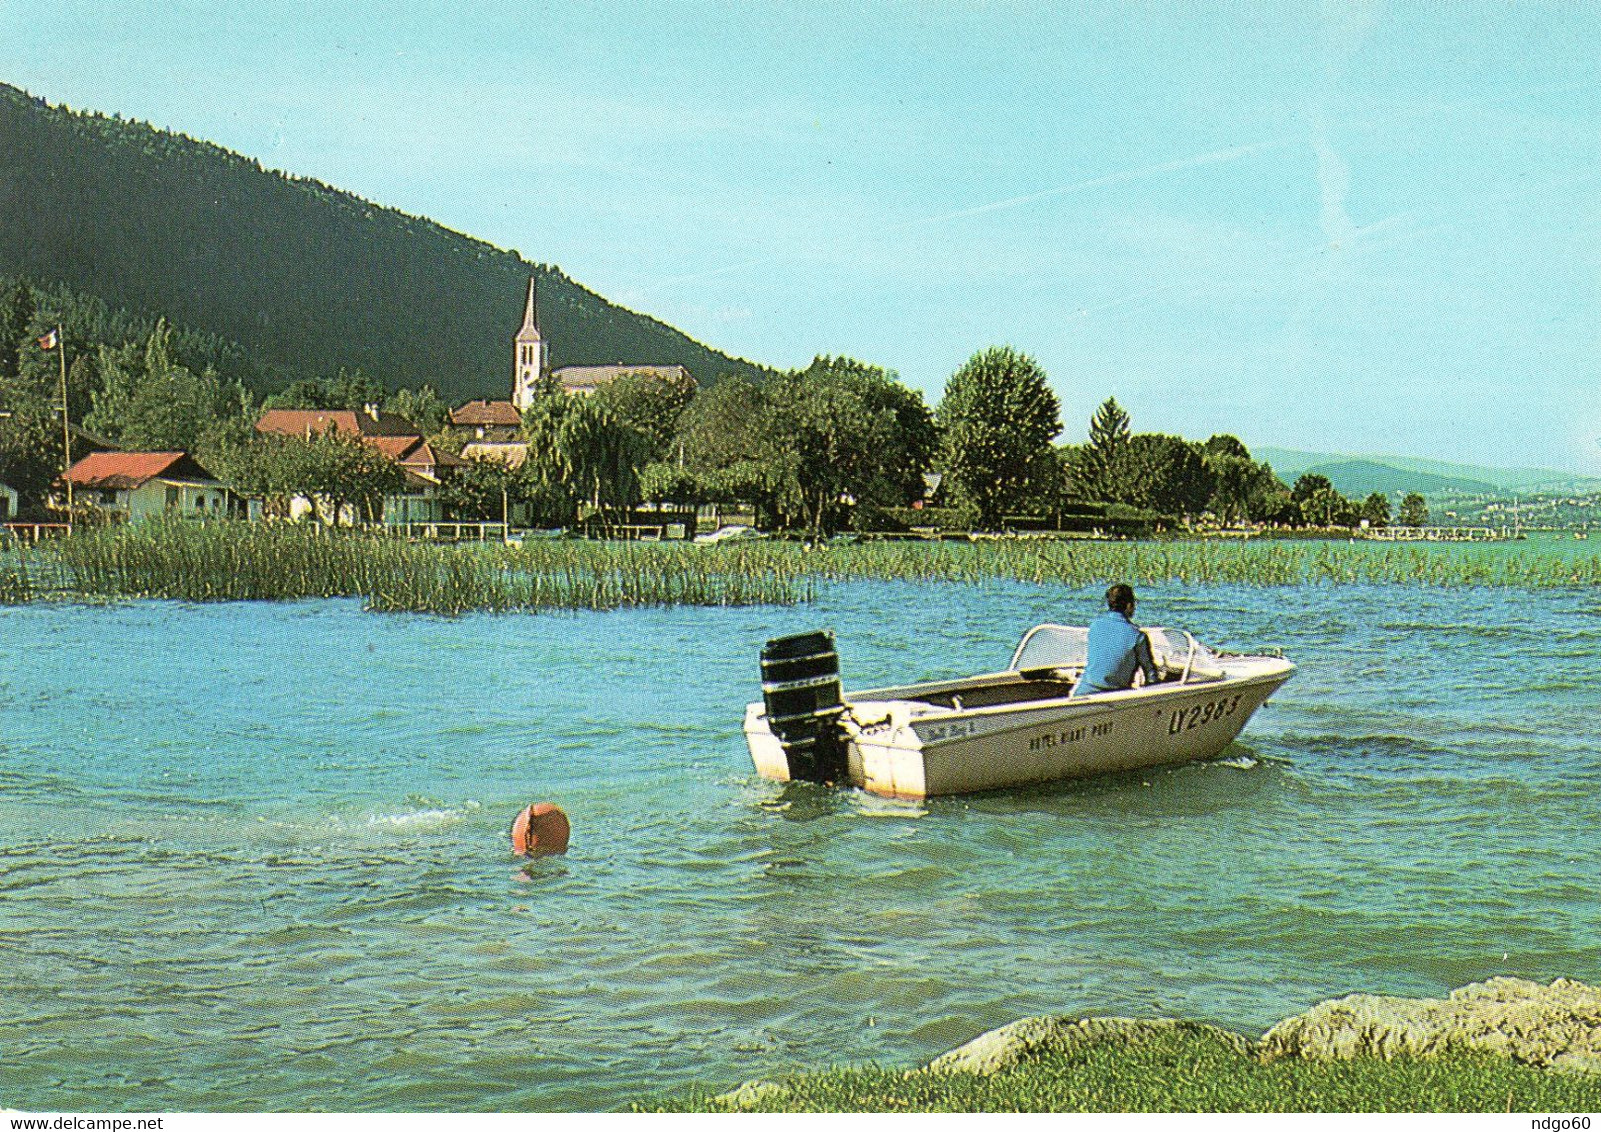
[451,276,696,457]
[511,276,693,408]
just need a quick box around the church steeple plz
[512,276,550,411]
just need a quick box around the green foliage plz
[1293,473,1356,527]
[1111,434,1212,516]
[0,83,768,402]
[437,456,517,521]
[763,357,939,538]
[674,359,937,536]
[1400,492,1429,528]
[384,385,451,437]
[1202,433,1251,461]
[85,319,249,452]
[1201,445,1288,525]
[638,461,702,505]
[0,278,34,384]
[938,346,1062,529]
[225,431,405,523]
[643,1030,1601,1113]
[1075,397,1132,502]
[590,369,697,464]
[1361,491,1392,528]
[262,368,388,413]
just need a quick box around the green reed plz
[13,524,1601,616]
[29,520,809,614]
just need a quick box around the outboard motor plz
[759,629,849,784]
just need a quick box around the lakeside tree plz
[226,431,404,523]
[1200,437,1291,524]
[1074,397,1131,503]
[1293,473,1355,527]
[674,375,781,520]
[1112,434,1213,516]
[1361,492,1392,528]
[1399,492,1429,528]
[762,357,938,538]
[590,369,698,465]
[937,346,1061,529]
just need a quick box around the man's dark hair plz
[1105,583,1136,613]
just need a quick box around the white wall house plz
[0,481,18,521]
[62,452,231,521]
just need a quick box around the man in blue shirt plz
[1077,583,1159,695]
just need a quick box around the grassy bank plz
[642,1029,1601,1113]
[4,523,1600,614]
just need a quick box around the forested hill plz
[0,83,767,400]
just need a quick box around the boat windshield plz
[1010,624,1226,681]
[1009,624,1089,671]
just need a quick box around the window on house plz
[166,486,179,508]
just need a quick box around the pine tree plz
[0,279,35,383]
[1076,397,1131,501]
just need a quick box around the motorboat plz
[745,624,1294,798]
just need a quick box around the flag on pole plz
[37,329,58,349]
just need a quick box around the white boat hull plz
[745,657,1294,799]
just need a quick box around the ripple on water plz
[2,584,1600,1110]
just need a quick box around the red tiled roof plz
[254,407,420,438]
[63,451,218,490]
[366,435,422,461]
[450,399,521,426]
[401,442,467,469]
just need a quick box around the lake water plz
[3,581,1599,1111]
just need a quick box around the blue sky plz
[7,1,1600,471]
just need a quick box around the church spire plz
[520,275,539,335]
[511,275,550,411]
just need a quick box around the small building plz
[0,480,18,521]
[62,452,231,522]
[459,441,529,469]
[451,399,522,442]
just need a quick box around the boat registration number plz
[1168,694,1243,735]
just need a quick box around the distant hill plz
[1254,447,1601,495]
[1300,459,1495,498]
[0,83,769,402]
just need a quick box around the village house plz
[252,405,463,525]
[0,480,18,521]
[60,451,232,522]
[450,398,521,442]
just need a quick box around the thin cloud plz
[636,140,1286,294]
[1067,168,1600,322]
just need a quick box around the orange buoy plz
[510,802,570,857]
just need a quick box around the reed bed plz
[704,537,1601,590]
[25,521,808,614]
[10,523,1601,616]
